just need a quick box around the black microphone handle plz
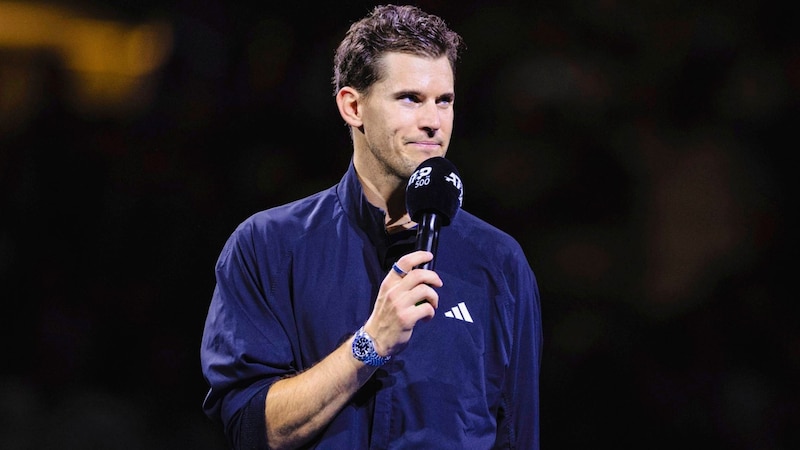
[414,212,441,270]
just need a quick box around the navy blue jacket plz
[201,162,542,449]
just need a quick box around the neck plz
[353,152,409,226]
[354,168,415,232]
[384,215,416,233]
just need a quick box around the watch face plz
[353,335,371,359]
[352,328,389,366]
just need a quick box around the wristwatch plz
[352,326,391,367]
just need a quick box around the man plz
[201,4,542,449]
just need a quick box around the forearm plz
[263,251,440,449]
[264,337,377,450]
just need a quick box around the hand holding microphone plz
[363,157,464,356]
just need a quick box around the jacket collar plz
[336,160,388,246]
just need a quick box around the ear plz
[336,86,363,128]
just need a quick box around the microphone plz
[405,157,464,270]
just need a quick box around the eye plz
[437,95,454,107]
[398,93,421,103]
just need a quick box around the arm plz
[497,247,542,449]
[264,250,442,450]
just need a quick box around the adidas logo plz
[444,302,473,323]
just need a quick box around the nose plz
[418,101,441,135]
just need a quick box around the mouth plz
[406,140,443,151]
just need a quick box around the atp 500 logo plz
[407,165,464,207]
[408,166,433,188]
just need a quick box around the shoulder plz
[240,186,338,237]
[449,210,527,259]
[444,209,537,291]
[219,186,340,260]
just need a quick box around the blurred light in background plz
[0,1,172,131]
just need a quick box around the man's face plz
[359,52,455,180]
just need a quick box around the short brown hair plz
[332,4,464,96]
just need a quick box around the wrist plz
[351,326,391,367]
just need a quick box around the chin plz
[399,152,440,177]
[414,152,442,162]
[404,157,427,173]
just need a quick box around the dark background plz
[1,0,797,448]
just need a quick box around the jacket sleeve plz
[496,244,542,449]
[200,217,294,449]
